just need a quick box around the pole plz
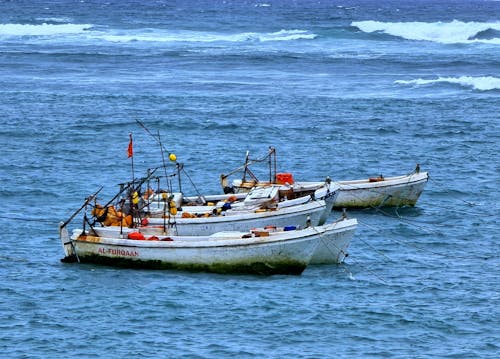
[60,186,103,229]
[128,133,135,184]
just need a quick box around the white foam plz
[352,20,500,44]
[35,17,74,24]
[0,24,315,44]
[97,29,316,43]
[0,23,92,36]
[395,76,500,91]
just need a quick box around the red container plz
[276,172,294,184]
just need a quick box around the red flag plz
[127,134,133,158]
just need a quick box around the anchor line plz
[0,215,58,224]
[312,225,349,262]
[342,255,388,284]
[313,222,389,284]
[333,187,440,233]
[414,199,494,219]
[318,237,389,284]
[356,234,394,262]
[377,196,497,231]
[357,220,478,261]
[373,207,440,233]
[426,177,478,207]
[318,235,345,260]
[358,219,440,255]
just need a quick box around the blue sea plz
[1,0,499,357]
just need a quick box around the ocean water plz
[1,0,499,357]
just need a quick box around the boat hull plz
[68,228,323,275]
[230,171,428,209]
[145,200,326,236]
[333,172,429,209]
[310,218,357,264]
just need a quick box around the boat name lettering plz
[98,247,139,257]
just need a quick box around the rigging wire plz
[179,165,206,203]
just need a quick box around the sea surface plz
[0,0,499,357]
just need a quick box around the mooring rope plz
[370,206,440,233]
[342,255,388,284]
[1,215,59,224]
[426,176,482,207]
[356,219,489,261]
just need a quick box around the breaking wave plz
[0,23,92,36]
[395,76,500,91]
[98,29,316,43]
[0,23,315,43]
[352,20,500,44]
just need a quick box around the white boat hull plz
[333,172,429,208]
[144,199,327,236]
[310,218,357,264]
[230,170,428,209]
[64,227,328,275]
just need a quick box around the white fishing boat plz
[246,170,429,209]
[93,183,338,237]
[330,170,429,209]
[183,178,338,216]
[97,196,329,237]
[221,147,428,209]
[59,222,331,275]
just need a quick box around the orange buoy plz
[128,232,145,240]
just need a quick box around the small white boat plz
[59,223,332,275]
[99,198,328,237]
[222,148,428,209]
[257,170,429,209]
[95,184,338,237]
[330,170,429,209]
[182,181,338,221]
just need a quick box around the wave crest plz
[395,76,500,91]
[0,23,92,36]
[99,29,316,43]
[0,23,315,43]
[351,20,500,44]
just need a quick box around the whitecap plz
[0,23,93,36]
[94,28,316,43]
[35,17,74,24]
[395,76,500,91]
[351,20,500,44]
[0,23,315,44]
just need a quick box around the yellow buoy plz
[169,153,177,161]
[169,200,178,215]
